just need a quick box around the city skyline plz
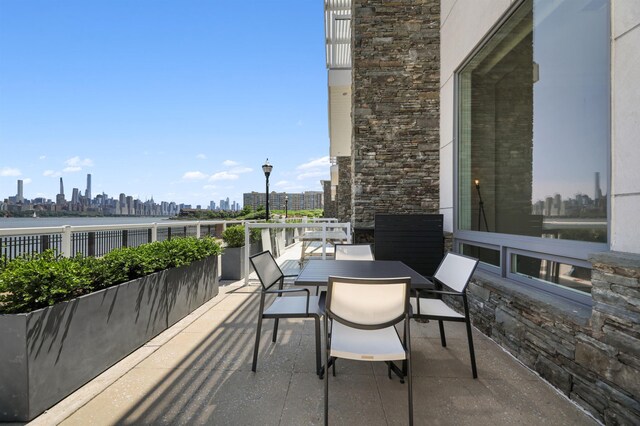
[0,1,330,206]
[2,173,244,210]
[2,174,248,215]
[2,172,326,216]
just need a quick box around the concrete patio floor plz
[28,246,598,426]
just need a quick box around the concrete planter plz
[0,256,219,422]
[220,244,260,280]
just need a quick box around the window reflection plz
[461,244,500,267]
[458,0,608,243]
[511,253,592,294]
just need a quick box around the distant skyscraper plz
[86,174,92,202]
[594,172,602,201]
[16,179,24,203]
[553,194,562,216]
[59,177,65,196]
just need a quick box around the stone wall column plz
[322,180,337,219]
[351,0,441,239]
[336,156,352,224]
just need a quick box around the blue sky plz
[0,0,330,207]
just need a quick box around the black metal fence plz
[0,234,63,266]
[1,223,227,267]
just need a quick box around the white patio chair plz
[411,252,479,378]
[334,243,374,261]
[324,276,413,425]
[249,250,323,376]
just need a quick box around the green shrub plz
[222,225,260,248]
[0,250,98,314]
[0,237,221,314]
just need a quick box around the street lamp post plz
[262,159,273,221]
[285,194,288,219]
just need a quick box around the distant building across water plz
[243,191,323,211]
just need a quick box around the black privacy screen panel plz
[374,214,444,277]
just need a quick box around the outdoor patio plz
[29,244,597,426]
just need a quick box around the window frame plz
[452,0,611,307]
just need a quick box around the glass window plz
[458,0,609,244]
[511,253,592,294]
[461,243,500,267]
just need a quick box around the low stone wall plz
[587,252,640,424]
[449,251,639,425]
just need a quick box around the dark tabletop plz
[294,260,433,290]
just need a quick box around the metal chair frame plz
[250,250,322,377]
[412,252,479,378]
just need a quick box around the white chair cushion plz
[265,295,322,316]
[330,321,406,361]
[410,298,464,319]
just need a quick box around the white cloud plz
[297,120,303,127]
[65,156,94,167]
[209,171,239,181]
[39,155,46,160]
[43,170,62,177]
[182,171,208,180]
[196,154,207,160]
[203,184,217,190]
[296,156,330,170]
[230,166,253,174]
[0,167,21,177]
[297,170,328,180]
[222,160,239,167]
[23,178,32,184]
[63,166,82,173]
[274,180,305,192]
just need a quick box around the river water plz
[0,217,172,229]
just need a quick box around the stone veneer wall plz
[322,180,337,219]
[445,251,640,424]
[351,0,440,240]
[336,156,352,224]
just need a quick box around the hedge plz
[0,237,221,314]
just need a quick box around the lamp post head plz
[262,159,273,178]
[474,179,480,189]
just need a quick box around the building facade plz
[325,0,640,423]
[243,191,324,212]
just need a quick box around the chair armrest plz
[283,274,299,278]
[266,288,310,296]
[266,288,312,313]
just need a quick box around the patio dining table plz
[294,259,433,290]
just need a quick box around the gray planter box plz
[221,244,260,280]
[0,256,219,422]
